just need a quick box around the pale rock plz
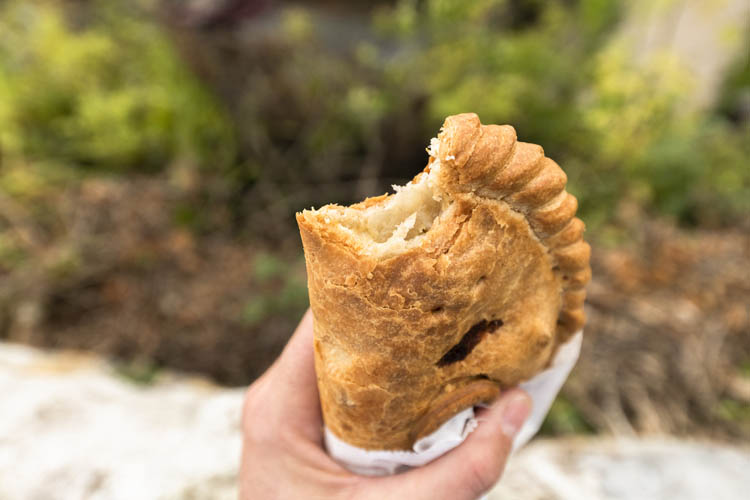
[1,341,749,500]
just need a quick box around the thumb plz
[369,389,532,500]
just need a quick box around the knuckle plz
[466,448,505,495]
[333,476,364,500]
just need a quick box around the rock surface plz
[489,438,750,500]
[1,341,748,500]
[0,342,241,500]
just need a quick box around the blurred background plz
[0,0,748,484]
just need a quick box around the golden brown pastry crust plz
[297,113,590,450]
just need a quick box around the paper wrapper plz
[324,331,582,476]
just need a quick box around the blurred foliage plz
[715,399,750,425]
[1,0,747,234]
[165,0,749,235]
[253,252,288,284]
[370,0,750,228]
[541,395,595,435]
[716,43,750,124]
[113,357,161,386]
[241,252,308,326]
[0,0,235,174]
[0,0,749,409]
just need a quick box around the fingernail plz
[500,392,531,437]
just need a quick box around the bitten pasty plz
[297,113,590,450]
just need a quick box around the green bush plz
[241,252,308,326]
[0,0,747,233]
[0,0,235,174]
[373,0,749,228]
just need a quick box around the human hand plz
[239,309,532,500]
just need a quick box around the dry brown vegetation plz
[1,0,748,442]
[570,221,750,440]
[1,174,748,440]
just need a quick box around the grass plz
[113,358,161,386]
[540,395,596,436]
[241,252,309,327]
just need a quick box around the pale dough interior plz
[317,138,445,257]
